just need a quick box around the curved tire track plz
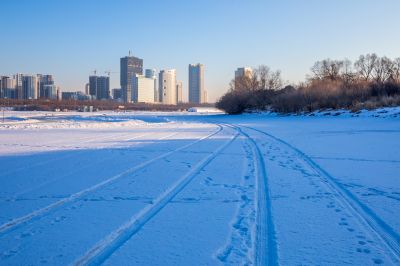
[241,125,400,263]
[224,124,278,266]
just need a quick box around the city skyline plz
[1,0,400,102]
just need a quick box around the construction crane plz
[91,69,97,76]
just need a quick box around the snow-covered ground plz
[0,110,399,265]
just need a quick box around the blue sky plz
[1,0,400,101]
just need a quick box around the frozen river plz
[0,110,399,265]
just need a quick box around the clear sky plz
[1,0,400,102]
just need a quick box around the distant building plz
[234,67,253,89]
[189,63,206,103]
[38,75,54,98]
[22,75,38,99]
[176,81,183,103]
[1,76,16,99]
[145,69,158,102]
[85,83,90,95]
[89,75,110,100]
[159,69,177,105]
[89,76,97,97]
[62,91,90,101]
[43,84,57,99]
[120,53,143,103]
[235,67,253,79]
[57,87,62,100]
[132,74,155,103]
[14,73,23,99]
[96,76,110,100]
[112,88,122,101]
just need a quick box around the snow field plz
[0,110,399,265]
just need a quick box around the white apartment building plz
[145,69,158,102]
[159,69,177,105]
[132,74,155,103]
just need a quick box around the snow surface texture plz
[0,110,399,265]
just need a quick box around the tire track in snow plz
[0,125,222,235]
[73,125,237,266]
[241,125,400,264]
[216,138,256,265]
[223,124,278,266]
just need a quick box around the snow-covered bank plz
[0,111,399,265]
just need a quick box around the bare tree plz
[354,53,378,81]
[341,58,356,83]
[267,70,283,90]
[392,58,400,82]
[311,59,344,80]
[373,56,393,83]
[255,65,270,90]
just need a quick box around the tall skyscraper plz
[176,81,183,103]
[132,74,155,103]
[38,75,54,98]
[22,75,38,99]
[145,69,158,102]
[120,53,143,103]
[89,76,97,97]
[96,76,110,100]
[188,63,205,104]
[159,69,177,105]
[89,76,110,100]
[14,73,23,99]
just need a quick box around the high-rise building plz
[159,69,177,105]
[176,81,183,103]
[14,73,23,99]
[145,69,158,102]
[1,76,16,99]
[96,76,110,100]
[89,76,97,97]
[188,63,205,104]
[38,75,54,98]
[120,54,143,103]
[43,84,57,99]
[89,76,110,100]
[22,75,38,99]
[132,74,155,103]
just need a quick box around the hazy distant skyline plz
[1,0,400,102]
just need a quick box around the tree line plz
[217,53,400,114]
